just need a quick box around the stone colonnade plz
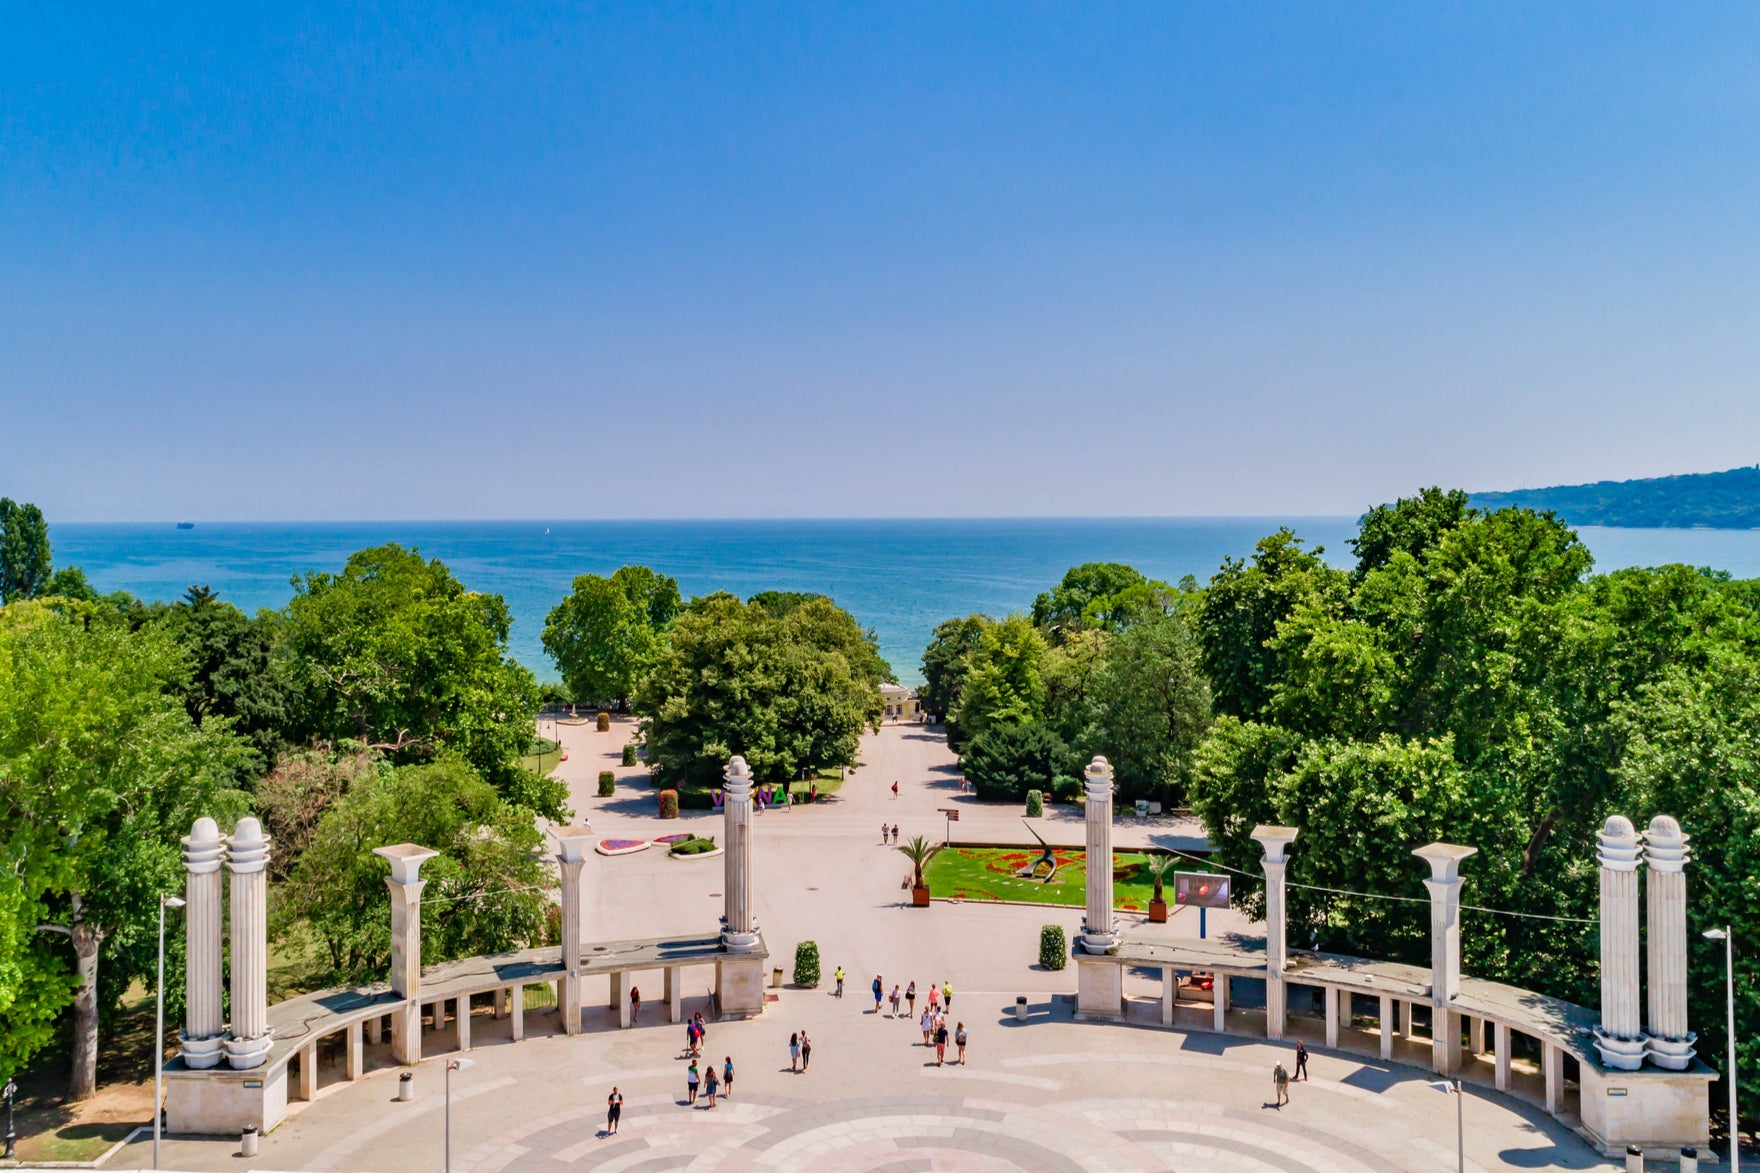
[1074,757,1123,1017]
[178,816,275,1070]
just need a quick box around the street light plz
[1706,927,1740,1173]
[155,895,185,1171]
[3,1077,17,1161]
[1429,1079,1464,1172]
[445,1057,475,1173]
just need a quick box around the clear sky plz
[4,3,1758,521]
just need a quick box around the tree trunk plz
[68,894,103,1101]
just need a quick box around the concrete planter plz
[1149,898,1168,923]
[912,885,932,907]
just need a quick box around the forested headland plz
[1472,464,1760,528]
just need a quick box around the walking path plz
[105,722,1616,1171]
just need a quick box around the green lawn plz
[923,846,1214,911]
[520,736,562,775]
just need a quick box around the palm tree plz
[896,834,935,889]
[1143,853,1177,906]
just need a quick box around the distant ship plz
[176,521,195,530]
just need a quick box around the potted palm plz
[1144,854,1176,923]
[897,835,935,907]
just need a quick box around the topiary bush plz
[622,743,638,767]
[1051,775,1083,804]
[1024,789,1044,818]
[598,770,616,797]
[1039,924,1067,971]
[669,835,718,856]
[596,711,612,732]
[658,789,679,819]
[793,940,821,987]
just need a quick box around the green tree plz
[948,614,1047,751]
[160,586,295,770]
[1079,608,1212,803]
[1031,562,1156,636]
[1350,487,1472,580]
[918,614,987,726]
[0,603,251,1093]
[1196,530,1344,720]
[543,566,681,709]
[0,498,53,604]
[277,760,551,982]
[637,593,884,787]
[961,722,1078,803]
[278,544,561,818]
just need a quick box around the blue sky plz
[4,3,1758,520]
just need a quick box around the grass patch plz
[14,1119,140,1164]
[923,846,1213,911]
[520,736,562,775]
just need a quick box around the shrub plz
[1024,789,1043,818]
[621,743,638,767]
[596,711,612,732]
[597,770,616,798]
[1051,775,1083,804]
[658,789,679,819]
[963,722,1077,802]
[1039,924,1067,971]
[676,787,718,810]
[669,835,718,856]
[793,940,821,987]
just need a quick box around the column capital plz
[226,817,271,873]
[1595,815,1642,872]
[723,755,753,800]
[1084,756,1114,798]
[550,825,596,865]
[1412,842,1476,884]
[182,816,225,874]
[1251,825,1299,864]
[374,843,440,885]
[1641,814,1689,873]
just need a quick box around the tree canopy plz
[542,566,682,709]
[0,498,53,604]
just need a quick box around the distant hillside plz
[1471,466,1760,529]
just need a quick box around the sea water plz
[49,519,1760,685]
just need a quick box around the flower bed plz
[595,838,650,857]
[654,833,693,845]
[924,846,1207,910]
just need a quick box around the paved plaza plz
[111,721,1619,1172]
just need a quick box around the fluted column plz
[1252,826,1299,1039]
[179,817,226,1069]
[552,826,595,1035]
[1644,815,1697,1069]
[1413,842,1477,1074]
[1080,757,1118,952]
[374,843,439,1065]
[722,757,759,951]
[223,817,272,1070]
[1593,815,1647,1070]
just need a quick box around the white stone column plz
[179,817,226,1069]
[552,826,595,1036]
[1413,841,1477,1074]
[1644,815,1697,1070]
[1080,757,1118,952]
[1212,976,1229,1033]
[223,818,272,1070]
[374,843,439,1065]
[721,757,760,951]
[1592,815,1648,1071]
[1252,825,1299,1040]
[1379,995,1394,1060]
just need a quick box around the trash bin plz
[241,1125,259,1157]
[1679,1148,1698,1173]
[1015,996,1028,1021]
[772,966,784,988]
[398,1071,414,1102]
[1625,1145,1643,1173]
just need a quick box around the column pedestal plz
[1074,958,1124,1020]
[716,953,767,1019]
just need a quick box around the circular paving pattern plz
[453,1091,1410,1172]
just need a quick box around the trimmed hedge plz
[1051,776,1082,804]
[1024,789,1044,818]
[1039,924,1067,971]
[793,940,821,987]
[670,835,717,856]
[596,711,611,732]
[658,789,679,819]
[597,770,616,798]
[622,743,638,767]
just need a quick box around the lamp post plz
[1429,1079,1464,1172]
[445,1057,475,1173]
[154,895,185,1170]
[4,1077,17,1161]
[1706,927,1740,1172]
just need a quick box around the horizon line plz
[53,513,1371,527]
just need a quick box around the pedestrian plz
[723,1055,735,1098]
[890,984,902,1017]
[606,1087,623,1135]
[704,1063,719,1108]
[880,822,889,844]
[834,966,845,998]
[906,980,917,1017]
[1273,1061,1289,1107]
[892,824,900,845]
[920,1007,933,1046]
[928,981,941,1013]
[630,985,641,1025]
[955,1022,967,1064]
[810,782,818,804]
[789,1032,801,1073]
[942,980,953,1010]
[800,1031,812,1072]
[694,1011,708,1050]
[687,1061,700,1104]
[934,1019,949,1065]
[1295,1040,1309,1082]
[872,975,884,1012]
[892,780,899,799]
